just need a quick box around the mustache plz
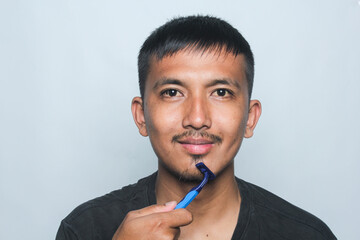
[172,130,222,144]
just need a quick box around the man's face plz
[132,49,260,181]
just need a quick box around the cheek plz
[215,107,247,146]
[145,103,182,137]
[216,104,247,128]
[144,103,185,162]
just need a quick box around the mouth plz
[178,138,214,155]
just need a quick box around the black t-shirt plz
[56,173,336,240]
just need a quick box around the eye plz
[213,89,232,97]
[161,89,181,97]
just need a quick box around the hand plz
[112,201,193,240]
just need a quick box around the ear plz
[244,100,262,138]
[131,97,148,137]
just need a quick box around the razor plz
[175,162,216,209]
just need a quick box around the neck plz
[155,161,241,239]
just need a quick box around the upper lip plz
[177,138,214,145]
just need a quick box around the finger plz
[149,208,193,228]
[128,201,177,218]
[168,209,193,227]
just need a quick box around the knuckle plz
[181,209,193,222]
[121,218,135,230]
[160,229,178,240]
[154,217,166,229]
[125,210,135,219]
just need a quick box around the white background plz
[1,0,359,239]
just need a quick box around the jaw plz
[155,155,237,207]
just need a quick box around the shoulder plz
[236,178,336,240]
[65,172,156,222]
[56,173,157,240]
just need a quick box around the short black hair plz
[138,15,254,99]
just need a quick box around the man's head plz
[132,16,261,182]
[138,15,255,101]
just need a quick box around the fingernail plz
[165,201,176,206]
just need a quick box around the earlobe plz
[244,100,262,138]
[131,97,148,137]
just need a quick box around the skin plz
[113,49,261,240]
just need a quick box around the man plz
[56,15,336,239]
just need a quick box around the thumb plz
[161,201,177,212]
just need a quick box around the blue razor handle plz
[175,162,215,209]
[175,190,199,209]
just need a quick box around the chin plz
[176,171,204,184]
[159,157,205,184]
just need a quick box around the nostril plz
[182,110,211,130]
[182,97,212,129]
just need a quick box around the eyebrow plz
[206,78,241,90]
[152,77,241,90]
[153,78,185,90]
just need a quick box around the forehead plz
[146,49,247,88]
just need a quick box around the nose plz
[182,95,211,130]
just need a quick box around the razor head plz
[195,162,216,180]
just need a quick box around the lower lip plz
[180,143,214,155]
